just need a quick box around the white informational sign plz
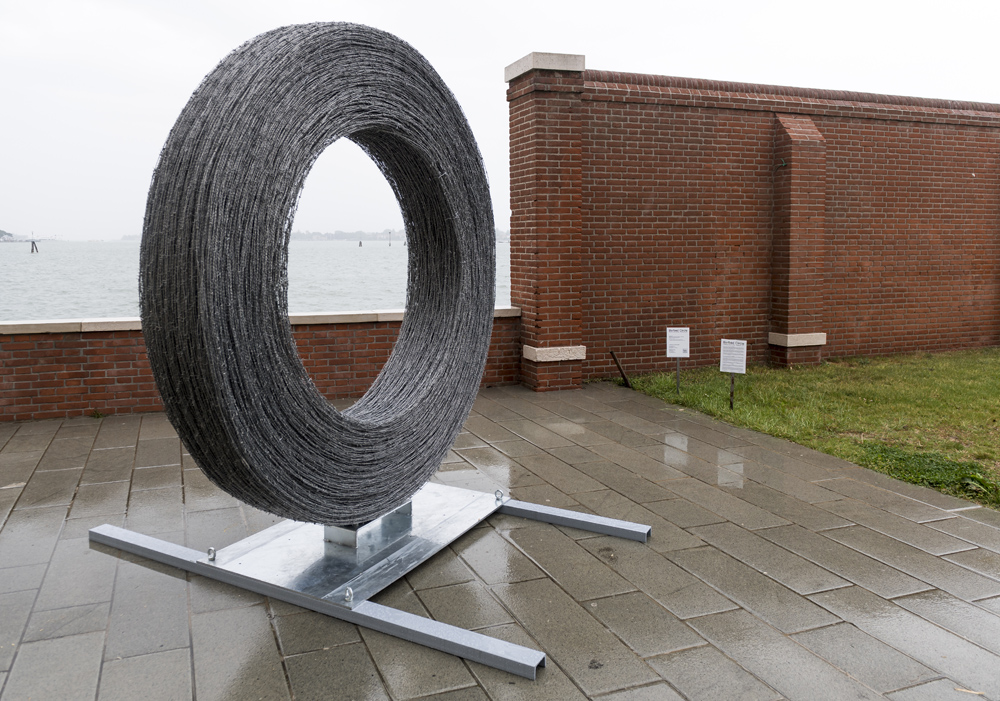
[720,339,747,374]
[666,327,690,358]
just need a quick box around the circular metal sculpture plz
[140,23,495,526]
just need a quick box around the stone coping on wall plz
[0,307,522,335]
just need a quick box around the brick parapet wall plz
[0,312,522,422]
[509,59,1000,385]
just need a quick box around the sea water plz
[0,239,512,322]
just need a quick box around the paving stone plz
[536,419,615,447]
[962,506,1000,529]
[184,507,248,551]
[182,469,240,511]
[0,505,66,568]
[596,683,686,700]
[662,478,791,530]
[667,546,838,633]
[603,410,680,437]
[731,444,841,482]
[37,436,94,470]
[405,546,475,591]
[572,460,676,503]
[80,447,135,485]
[816,478,954,523]
[887,678,994,701]
[272,609,359,655]
[187,573,265,614]
[824,525,1000,601]
[791,623,936,693]
[0,563,46,594]
[641,443,744,484]
[97,647,192,701]
[515,453,605,494]
[492,439,547,459]
[61,513,124,540]
[586,591,704,658]
[34,536,117,611]
[105,557,188,660]
[508,482,580,509]
[836,467,976,511]
[718,481,851,531]
[0,589,36,671]
[131,464,183,491]
[689,522,849,595]
[0,450,43,486]
[137,415,178,440]
[1,630,105,701]
[643,498,726,529]
[453,528,544,585]
[467,623,587,701]
[418,581,514,630]
[587,443,686,482]
[580,420,662,449]
[191,604,290,701]
[580,536,737,619]
[16,466,82,509]
[739,459,843,503]
[464,416,522,443]
[758,524,933,599]
[688,609,884,701]
[810,585,1000,699]
[451,432,488,450]
[92,416,142,449]
[943,546,1000,580]
[454,446,545,489]
[3,432,55,456]
[893,589,1000,655]
[498,419,575,449]
[135,437,181,468]
[55,421,100,439]
[928,513,1000,553]
[819,498,974,555]
[573,490,703,553]
[284,642,389,701]
[125,485,184,534]
[69,480,130,519]
[660,433,745,466]
[648,645,780,701]
[506,525,635,601]
[535,398,610,424]
[22,601,111,643]
[0,487,18,525]
[472,395,530,422]
[492,577,659,696]
[543,445,605,464]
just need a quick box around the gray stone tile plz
[16,467,81,509]
[506,525,635,601]
[23,601,111,642]
[451,432,488,450]
[544,445,605,464]
[587,443,686,482]
[182,469,239,511]
[466,623,587,701]
[105,557,188,660]
[792,623,936,693]
[34,536,117,611]
[492,577,659,696]
[719,481,852,531]
[508,482,580,509]
[184,507,248,551]
[819,498,974,555]
[453,528,544,585]
[272,609,359,655]
[285,643,389,701]
[0,589,36,671]
[580,536,737,619]
[405,546,475,591]
[689,522,849,595]
[1,630,105,701]
[138,414,178,440]
[455,447,546,489]
[0,450,43,486]
[740,459,843,503]
[928,513,1000,553]
[643,498,726,529]
[943,546,1000,580]
[2,432,55,455]
[413,686,487,701]
[131,464,183,491]
[603,410,680,437]
[464,416,522,443]
[535,398,610,424]
[894,589,1000,655]
[187,574,264,614]
[640,444,736,484]
[659,433,745,466]
[587,591,704,657]
[841,467,979,511]
[61,513,125,540]
[191,605,290,701]
[92,416,142,449]
[824,525,1000,601]
[536,418,615,447]
[810,586,1000,699]
[0,563,46,594]
[70,480,130,519]
[515,453,606,494]
[97,648,192,701]
[978,595,1000,615]
[0,487,18,525]
[573,490,704,553]
[573,460,677,503]
[37,436,94,470]
[498,419,575,449]
[473,394,531,422]
[0,505,66,568]
[731,444,842,482]
[962,506,1000,529]
[80,447,135,485]
[667,546,838,633]
[689,609,884,701]
[648,645,781,701]
[816,478,954,523]
[580,420,662,448]
[126,486,184,535]
[887,678,993,701]
[418,581,514,630]
[492,439,547,458]
[55,420,100,439]
[671,420,750,449]
[662,478,791,530]
[758,524,933,599]
[135,437,181,468]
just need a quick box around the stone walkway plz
[2,382,1000,700]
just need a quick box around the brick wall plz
[508,58,1000,386]
[0,313,521,422]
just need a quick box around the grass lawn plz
[631,348,1000,509]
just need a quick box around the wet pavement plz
[2,381,1000,700]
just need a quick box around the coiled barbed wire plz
[140,23,495,525]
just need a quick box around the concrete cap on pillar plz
[505,52,585,82]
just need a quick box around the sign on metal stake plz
[719,339,747,409]
[667,327,689,393]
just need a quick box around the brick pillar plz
[506,52,586,390]
[769,113,827,366]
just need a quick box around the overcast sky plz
[2,0,998,241]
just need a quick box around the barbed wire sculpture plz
[140,23,495,526]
